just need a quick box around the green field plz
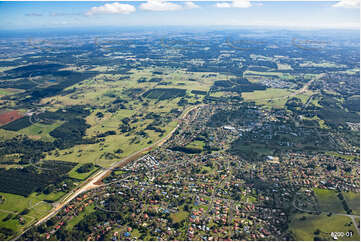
[0,192,54,215]
[243,70,294,80]
[277,63,293,70]
[289,213,360,241]
[185,140,205,150]
[0,192,55,238]
[18,121,64,141]
[326,152,359,161]
[200,165,214,174]
[65,204,95,230]
[342,192,360,215]
[38,67,218,167]
[300,61,346,68]
[68,164,100,180]
[34,191,65,203]
[0,88,24,97]
[170,210,189,224]
[242,88,295,108]
[233,143,273,156]
[0,129,18,140]
[314,188,345,213]
[45,119,178,167]
[0,67,217,169]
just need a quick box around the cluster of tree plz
[119,123,132,133]
[0,161,74,197]
[177,97,188,106]
[118,117,133,133]
[95,112,104,118]
[122,88,143,99]
[229,143,266,162]
[0,136,53,165]
[211,78,266,94]
[2,106,98,166]
[145,124,164,134]
[142,88,186,100]
[247,66,272,72]
[191,90,208,95]
[317,97,359,128]
[137,77,147,83]
[112,98,128,105]
[337,193,353,214]
[0,227,14,240]
[207,105,259,128]
[100,152,120,160]
[114,148,124,154]
[135,130,149,138]
[285,97,303,111]
[76,163,94,173]
[96,130,116,138]
[170,146,202,154]
[4,63,64,79]
[149,77,162,82]
[1,116,32,131]
[50,118,94,149]
[118,75,130,81]
[301,119,320,128]
[22,71,96,103]
[343,96,360,112]
[40,160,77,175]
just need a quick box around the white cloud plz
[232,0,252,8]
[140,0,182,11]
[215,3,232,8]
[184,2,199,9]
[332,0,360,8]
[85,2,136,16]
[215,0,252,9]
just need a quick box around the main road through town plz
[32,104,202,227]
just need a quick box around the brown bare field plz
[0,110,24,126]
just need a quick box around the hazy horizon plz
[0,1,359,30]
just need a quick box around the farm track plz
[336,213,360,235]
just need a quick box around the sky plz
[0,0,359,30]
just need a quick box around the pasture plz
[68,164,100,180]
[242,88,294,108]
[0,191,59,238]
[39,67,218,167]
[314,188,344,213]
[342,192,360,215]
[289,213,359,241]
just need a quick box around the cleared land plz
[342,192,360,215]
[0,110,24,126]
[18,121,64,141]
[38,68,219,167]
[0,191,58,237]
[289,213,360,241]
[68,164,100,180]
[314,188,345,213]
[242,88,295,108]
